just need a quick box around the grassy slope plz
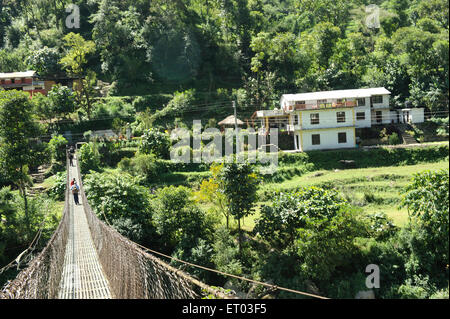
[207,161,449,232]
[255,161,449,229]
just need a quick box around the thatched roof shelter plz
[218,115,244,126]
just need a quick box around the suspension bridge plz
[0,154,230,299]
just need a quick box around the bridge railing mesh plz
[0,158,71,299]
[0,154,229,299]
[75,155,228,299]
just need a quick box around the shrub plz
[139,128,171,159]
[152,185,214,251]
[388,132,401,145]
[48,135,68,163]
[47,171,67,201]
[255,187,349,250]
[78,142,101,174]
[83,171,153,242]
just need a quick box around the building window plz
[376,111,382,123]
[357,98,366,106]
[295,100,306,110]
[293,114,299,125]
[336,111,346,123]
[310,113,320,125]
[338,132,347,143]
[356,112,365,120]
[371,95,383,104]
[312,134,320,145]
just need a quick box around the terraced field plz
[256,160,449,228]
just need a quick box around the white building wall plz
[410,108,425,123]
[300,127,355,151]
[371,108,391,124]
[371,94,390,109]
[300,109,354,130]
[354,105,371,128]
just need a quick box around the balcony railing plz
[285,100,357,111]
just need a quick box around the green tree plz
[400,169,449,282]
[47,84,76,119]
[26,47,63,77]
[139,128,171,159]
[219,161,259,253]
[152,186,213,251]
[0,90,46,234]
[84,171,153,242]
[48,134,68,163]
[59,32,96,119]
[78,142,101,174]
[254,187,349,250]
[194,162,230,228]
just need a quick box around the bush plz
[152,185,214,251]
[118,153,163,182]
[139,128,171,159]
[83,171,154,242]
[48,135,68,163]
[212,226,243,281]
[388,132,401,145]
[78,142,101,174]
[131,94,172,112]
[47,171,67,201]
[400,169,449,282]
[278,144,449,170]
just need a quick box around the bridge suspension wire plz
[94,182,329,299]
[0,187,60,276]
[0,157,72,299]
[131,241,330,300]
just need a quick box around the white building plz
[257,87,425,151]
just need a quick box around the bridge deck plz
[58,157,112,299]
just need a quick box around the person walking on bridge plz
[71,182,80,205]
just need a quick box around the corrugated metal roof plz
[0,71,36,79]
[281,87,390,102]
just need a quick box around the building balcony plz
[285,100,357,112]
[287,124,301,131]
[256,109,285,117]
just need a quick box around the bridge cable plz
[96,207,328,299]
[0,197,54,275]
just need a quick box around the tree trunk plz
[19,166,31,235]
[238,218,242,255]
[80,78,92,120]
[19,184,31,235]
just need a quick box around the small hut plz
[218,115,244,131]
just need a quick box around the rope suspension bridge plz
[0,154,232,299]
[0,154,328,300]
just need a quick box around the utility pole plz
[233,100,239,155]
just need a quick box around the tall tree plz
[219,161,258,254]
[0,90,45,234]
[59,32,96,119]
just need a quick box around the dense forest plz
[0,0,448,114]
[0,0,449,300]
